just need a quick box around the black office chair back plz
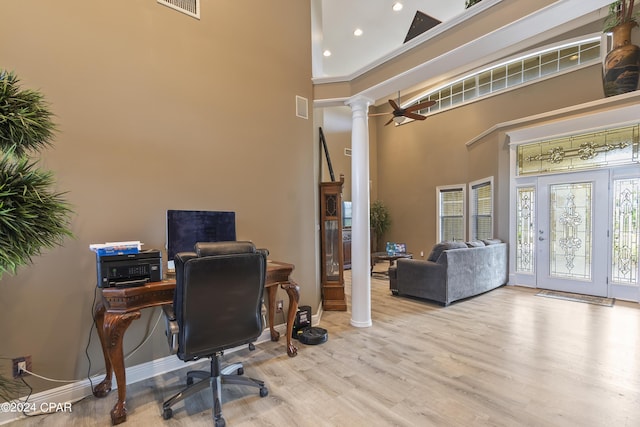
[174,241,266,361]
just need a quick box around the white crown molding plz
[314,0,613,106]
[465,90,640,148]
[312,0,505,85]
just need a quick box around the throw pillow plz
[427,241,468,261]
[481,238,502,245]
[466,240,485,248]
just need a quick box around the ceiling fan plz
[369,93,436,126]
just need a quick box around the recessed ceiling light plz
[392,2,403,12]
[353,28,363,37]
[323,50,332,57]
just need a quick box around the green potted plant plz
[0,70,73,401]
[603,0,640,96]
[370,200,391,252]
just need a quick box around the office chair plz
[162,241,269,426]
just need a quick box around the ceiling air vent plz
[158,0,200,19]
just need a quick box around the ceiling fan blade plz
[384,117,394,126]
[404,112,427,121]
[388,99,400,111]
[405,100,436,113]
[368,112,391,117]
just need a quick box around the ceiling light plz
[392,2,403,12]
[353,28,363,37]
[323,50,332,57]
[393,116,405,124]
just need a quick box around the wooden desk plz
[92,260,300,425]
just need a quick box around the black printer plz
[96,249,162,288]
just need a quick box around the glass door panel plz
[537,171,608,296]
[610,170,640,301]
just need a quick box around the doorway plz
[512,167,639,301]
[536,170,609,296]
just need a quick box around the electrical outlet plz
[276,300,284,312]
[12,355,32,378]
[420,250,424,258]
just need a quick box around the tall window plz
[470,177,493,240]
[437,185,466,242]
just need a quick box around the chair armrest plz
[162,304,179,354]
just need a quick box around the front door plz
[536,170,609,296]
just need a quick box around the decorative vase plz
[603,21,640,97]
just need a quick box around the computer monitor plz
[166,210,236,270]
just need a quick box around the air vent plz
[158,0,200,19]
[344,148,352,156]
[296,96,308,119]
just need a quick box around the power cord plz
[20,309,163,384]
[15,284,164,417]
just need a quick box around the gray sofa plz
[389,240,507,306]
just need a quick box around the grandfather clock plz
[320,175,347,311]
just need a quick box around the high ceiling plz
[316,0,467,77]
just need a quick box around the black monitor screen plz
[166,210,236,268]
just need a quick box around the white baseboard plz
[0,322,292,425]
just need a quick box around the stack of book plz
[89,241,142,257]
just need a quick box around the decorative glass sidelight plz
[516,186,536,273]
[549,183,592,280]
[612,178,640,286]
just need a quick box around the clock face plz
[325,194,337,217]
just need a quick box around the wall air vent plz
[158,0,200,19]
[344,148,352,156]
[296,96,309,119]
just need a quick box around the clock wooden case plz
[319,175,347,311]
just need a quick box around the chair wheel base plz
[260,387,269,397]
[162,407,173,420]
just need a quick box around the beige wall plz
[0,0,315,393]
[373,64,605,259]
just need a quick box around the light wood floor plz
[10,268,640,426]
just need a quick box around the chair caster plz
[260,387,269,397]
[162,407,173,420]
[214,416,226,427]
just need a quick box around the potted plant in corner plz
[0,70,73,401]
[370,200,391,252]
[603,0,640,96]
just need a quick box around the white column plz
[346,96,373,328]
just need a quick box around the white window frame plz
[469,176,494,241]
[436,184,466,242]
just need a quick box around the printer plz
[96,249,162,288]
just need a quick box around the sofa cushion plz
[427,241,467,262]
[466,240,485,248]
[482,238,502,245]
